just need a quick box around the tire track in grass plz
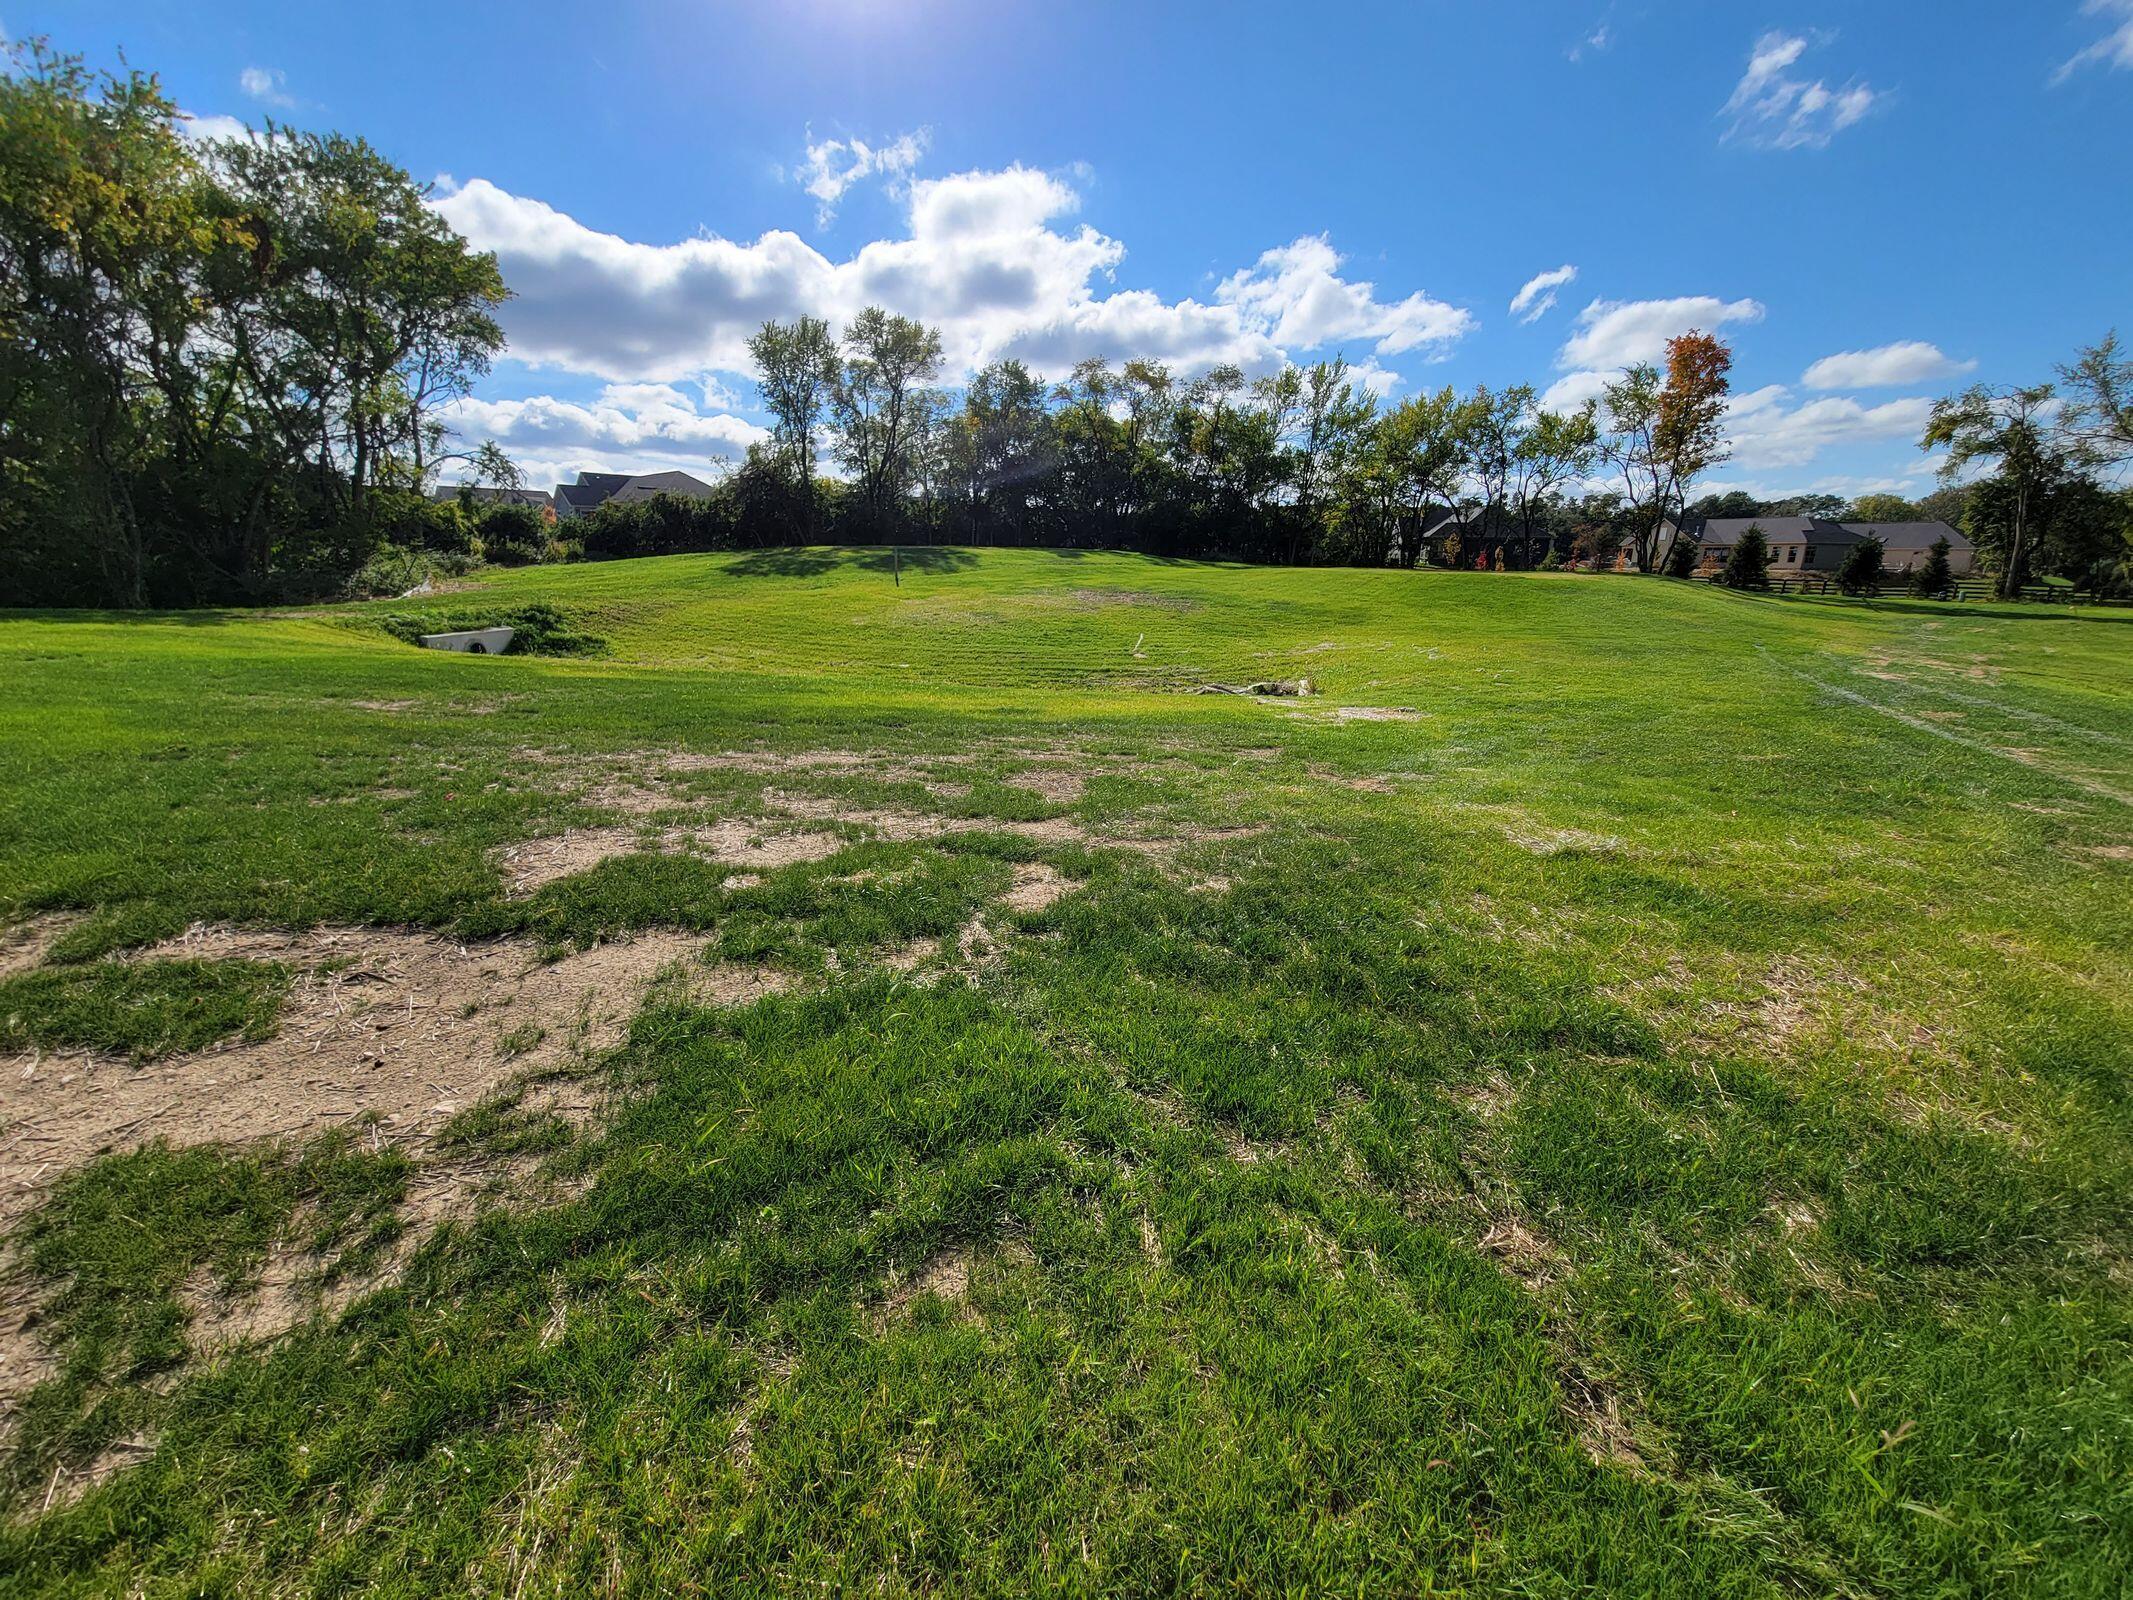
[1760,649,2133,809]
[1848,664,2133,753]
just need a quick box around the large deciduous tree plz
[747,315,839,539]
[1,40,507,606]
[832,307,944,542]
[2058,332,2132,475]
[1509,401,1599,567]
[1922,384,2060,598]
[0,42,233,603]
[1604,331,1734,574]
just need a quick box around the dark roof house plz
[1676,515,1978,577]
[551,469,718,518]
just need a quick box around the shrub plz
[1910,536,1954,598]
[1664,533,1698,578]
[1836,536,1885,596]
[576,492,738,561]
[1719,526,1771,589]
[477,502,553,566]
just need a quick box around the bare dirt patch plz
[175,1143,594,1362]
[999,862,1073,914]
[1307,764,1395,793]
[494,819,848,895]
[2080,844,2133,863]
[0,913,84,981]
[1317,706,1421,723]
[679,820,847,870]
[1005,769,1085,803]
[1477,1214,1567,1294]
[762,789,1098,852]
[0,924,766,1233]
[496,827,648,894]
[873,1247,975,1328]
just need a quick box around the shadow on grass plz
[722,546,980,580]
[1720,589,2133,625]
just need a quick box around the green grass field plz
[2,548,2130,1596]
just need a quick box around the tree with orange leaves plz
[1602,330,1734,573]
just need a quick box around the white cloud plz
[1569,24,1611,62]
[1541,370,1612,411]
[238,66,296,109]
[1725,383,1935,469]
[1509,263,1577,324]
[440,382,769,487]
[1801,341,1975,390]
[433,169,1469,386]
[1557,294,1765,371]
[794,127,929,226]
[2054,0,2133,83]
[1722,31,1884,149]
[1215,235,1473,357]
[1344,360,1403,399]
[178,109,253,144]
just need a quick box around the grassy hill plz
[2,549,2130,1596]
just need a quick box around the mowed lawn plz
[1,548,2130,1597]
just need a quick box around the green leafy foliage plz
[1836,536,1885,595]
[1911,535,1955,598]
[1719,526,1772,589]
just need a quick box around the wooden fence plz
[1691,572,2127,606]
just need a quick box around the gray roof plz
[608,470,718,502]
[1839,519,1970,550]
[554,469,719,513]
[1689,516,1862,547]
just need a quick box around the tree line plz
[721,310,1736,578]
[0,43,508,606]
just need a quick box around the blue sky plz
[16,1,2133,498]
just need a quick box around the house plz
[1840,519,1975,577]
[1395,505,1474,567]
[430,485,555,522]
[1675,515,1977,578]
[549,469,720,520]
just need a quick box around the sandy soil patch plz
[1283,705,1420,723]
[496,828,649,894]
[999,862,1074,914]
[872,1247,976,1330]
[1005,769,1085,803]
[494,820,848,895]
[673,820,847,870]
[0,914,84,981]
[1306,765,1396,793]
[0,924,769,1233]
